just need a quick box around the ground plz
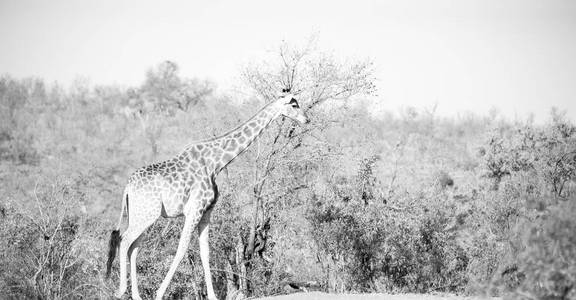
[256,292,500,300]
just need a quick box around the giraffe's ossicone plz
[106,91,308,300]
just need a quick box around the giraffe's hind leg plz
[129,235,144,300]
[115,198,160,299]
[115,226,141,298]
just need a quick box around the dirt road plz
[256,292,499,300]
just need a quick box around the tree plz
[140,61,214,114]
[236,37,377,294]
[0,76,46,163]
[129,61,214,160]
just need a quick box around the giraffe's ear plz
[278,88,291,99]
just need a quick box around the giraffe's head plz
[274,92,309,124]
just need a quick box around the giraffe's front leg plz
[155,214,198,300]
[198,208,217,300]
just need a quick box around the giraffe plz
[106,91,308,300]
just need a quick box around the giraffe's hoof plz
[114,291,124,299]
[131,295,142,300]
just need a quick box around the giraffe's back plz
[126,155,202,218]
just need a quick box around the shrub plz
[307,155,468,294]
[307,197,386,292]
[433,170,454,190]
[483,114,576,197]
[516,199,576,299]
[0,177,109,299]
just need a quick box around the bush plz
[482,114,576,197]
[516,200,576,299]
[307,197,385,292]
[307,157,468,294]
[3,64,575,300]
[0,177,109,299]
[433,170,454,190]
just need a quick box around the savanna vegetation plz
[1,40,575,300]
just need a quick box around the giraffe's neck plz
[189,102,280,174]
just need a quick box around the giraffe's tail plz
[106,189,128,278]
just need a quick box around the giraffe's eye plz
[289,98,299,108]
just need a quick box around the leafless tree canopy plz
[1,39,575,300]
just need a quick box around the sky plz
[1,0,575,122]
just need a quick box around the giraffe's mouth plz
[295,113,309,124]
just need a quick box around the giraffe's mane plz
[180,99,277,151]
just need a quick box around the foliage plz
[138,60,214,115]
[482,111,576,197]
[516,200,576,299]
[1,40,575,300]
[0,177,109,299]
[307,159,467,293]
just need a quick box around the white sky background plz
[1,0,575,122]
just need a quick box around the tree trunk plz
[225,258,238,299]
[236,233,248,292]
[246,183,263,258]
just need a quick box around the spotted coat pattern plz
[110,93,308,300]
[125,101,277,221]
